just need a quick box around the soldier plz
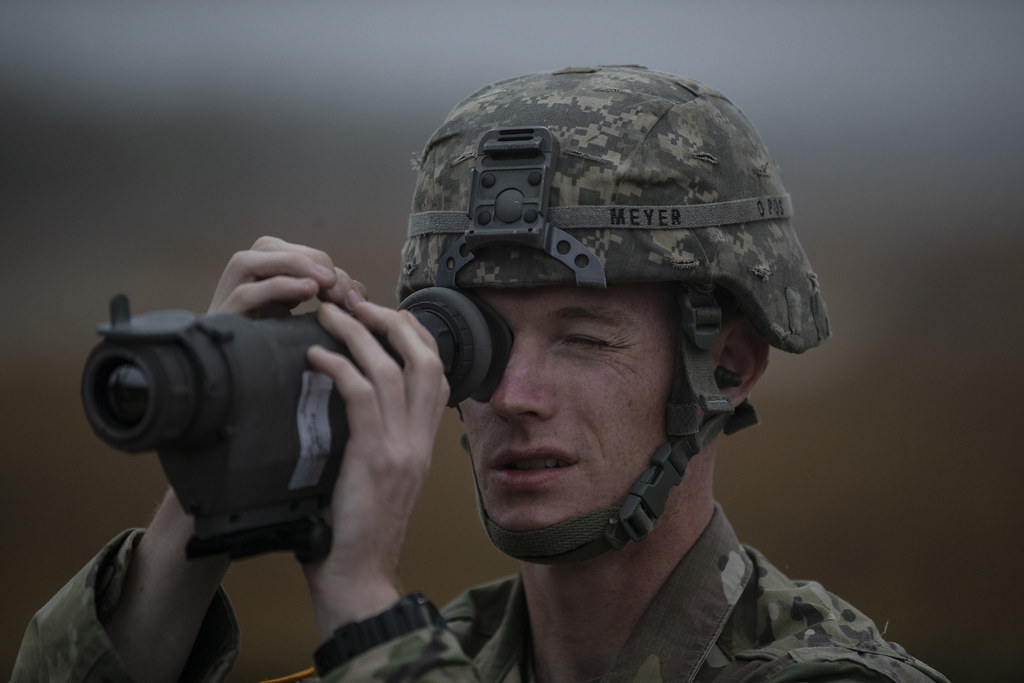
[13,66,947,682]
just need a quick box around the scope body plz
[82,290,509,560]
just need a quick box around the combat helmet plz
[399,65,830,563]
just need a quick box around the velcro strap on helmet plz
[408,194,792,237]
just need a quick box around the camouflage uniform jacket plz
[11,529,238,683]
[12,508,947,683]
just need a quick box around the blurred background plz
[2,1,1022,680]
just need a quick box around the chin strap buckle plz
[617,443,684,543]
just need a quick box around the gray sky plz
[4,1,1020,121]
[3,1,1022,234]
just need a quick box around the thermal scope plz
[81,288,509,561]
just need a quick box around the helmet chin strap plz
[465,287,760,565]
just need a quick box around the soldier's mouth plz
[507,459,569,470]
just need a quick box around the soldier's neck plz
[520,449,716,683]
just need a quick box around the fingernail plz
[346,287,365,308]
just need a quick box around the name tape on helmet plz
[408,194,791,237]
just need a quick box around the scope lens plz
[104,363,150,427]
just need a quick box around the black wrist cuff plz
[313,593,444,677]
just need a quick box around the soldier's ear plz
[711,315,768,409]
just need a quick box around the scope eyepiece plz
[397,287,511,404]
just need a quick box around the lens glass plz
[105,364,150,426]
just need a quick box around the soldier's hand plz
[301,299,450,638]
[208,235,367,317]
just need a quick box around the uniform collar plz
[472,504,752,682]
[607,504,752,681]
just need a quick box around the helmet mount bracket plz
[436,127,607,289]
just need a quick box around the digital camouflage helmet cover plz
[399,65,830,563]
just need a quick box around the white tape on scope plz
[289,370,334,490]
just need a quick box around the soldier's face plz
[460,283,677,532]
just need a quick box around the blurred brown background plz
[3,3,1022,681]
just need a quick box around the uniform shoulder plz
[439,575,520,658]
[718,545,948,683]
